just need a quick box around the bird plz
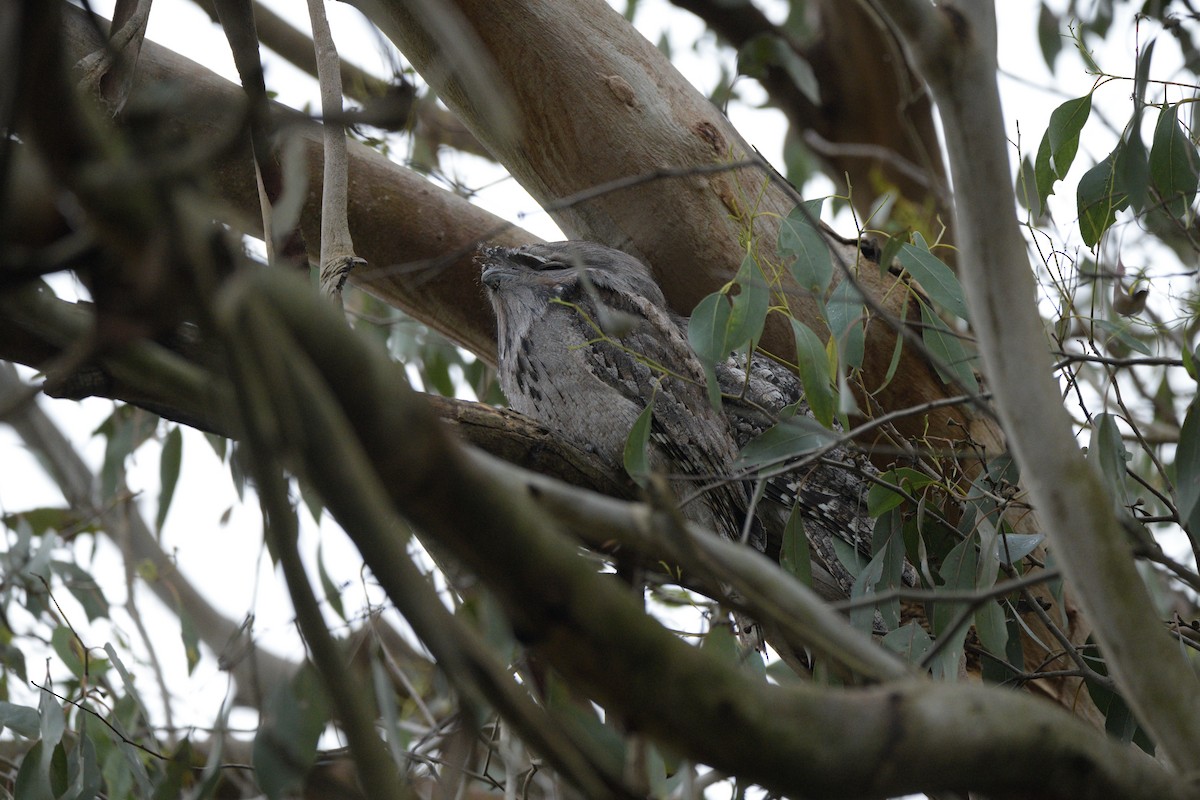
[477,240,882,606]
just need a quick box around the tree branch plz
[222,265,1193,799]
[871,0,1200,767]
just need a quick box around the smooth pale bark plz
[345,0,965,441]
[873,0,1200,768]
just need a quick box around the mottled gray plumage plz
[478,240,878,601]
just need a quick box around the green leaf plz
[687,291,731,365]
[156,426,183,533]
[826,278,865,369]
[1149,103,1199,218]
[737,417,838,469]
[1036,93,1093,207]
[1077,150,1128,248]
[930,536,978,679]
[52,561,109,622]
[179,606,201,676]
[94,405,159,500]
[790,320,835,427]
[779,503,813,588]
[317,543,346,622]
[920,303,979,393]
[779,200,832,295]
[253,665,330,800]
[51,626,87,680]
[974,599,1009,655]
[14,740,53,800]
[882,622,933,664]
[867,467,934,517]
[1091,318,1152,356]
[994,533,1045,565]
[726,252,770,350]
[1016,154,1044,219]
[0,701,40,738]
[701,620,740,663]
[103,644,151,734]
[65,713,103,800]
[623,400,655,487]
[1133,40,1155,125]
[897,239,969,320]
[1089,413,1129,507]
[1037,3,1062,69]
[1181,343,1198,381]
[1177,402,1200,535]
[1115,129,1149,213]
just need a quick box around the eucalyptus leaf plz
[623,400,655,486]
[779,199,832,295]
[726,252,770,351]
[920,303,979,393]
[156,425,182,533]
[1175,402,1200,534]
[687,291,731,366]
[1077,149,1127,248]
[1150,103,1199,218]
[897,239,969,320]
[790,320,834,427]
[737,417,838,469]
[826,278,865,370]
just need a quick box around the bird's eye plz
[510,252,553,270]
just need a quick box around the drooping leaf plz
[1133,39,1155,125]
[50,625,88,680]
[156,425,183,533]
[178,606,201,676]
[623,400,655,487]
[1037,2,1062,69]
[826,277,865,370]
[780,503,813,588]
[95,405,159,500]
[920,303,979,393]
[897,238,970,320]
[13,740,53,800]
[930,535,978,680]
[1176,402,1200,535]
[1115,128,1150,213]
[1077,149,1128,248]
[687,291,731,365]
[726,252,770,351]
[779,199,832,295]
[1089,412,1129,507]
[790,320,835,427]
[104,644,151,734]
[1035,93,1093,204]
[253,664,330,800]
[317,543,346,622]
[1016,153,1044,219]
[1149,103,1199,218]
[974,598,1009,655]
